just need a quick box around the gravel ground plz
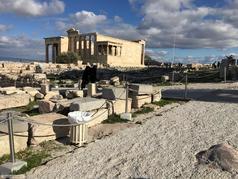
[27,83,238,179]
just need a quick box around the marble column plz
[45,44,49,63]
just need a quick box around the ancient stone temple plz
[44,28,145,67]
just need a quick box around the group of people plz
[81,65,97,89]
[212,61,220,69]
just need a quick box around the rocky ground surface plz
[26,82,238,179]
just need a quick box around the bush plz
[152,99,176,107]
[132,107,154,117]
[56,52,81,64]
[102,114,129,124]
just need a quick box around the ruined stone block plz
[0,94,31,110]
[151,90,162,102]
[23,87,39,97]
[27,113,70,145]
[120,113,132,121]
[0,132,28,156]
[87,108,108,127]
[88,83,96,96]
[49,95,63,102]
[70,97,106,112]
[161,75,170,82]
[35,92,44,99]
[44,91,60,100]
[132,94,151,108]
[54,98,79,113]
[110,76,120,84]
[40,84,50,95]
[33,73,46,81]
[66,90,84,99]
[102,87,126,100]
[99,80,110,86]
[0,87,24,95]
[108,99,132,115]
[129,84,153,95]
[38,100,55,113]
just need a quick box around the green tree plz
[144,54,152,66]
[56,52,81,64]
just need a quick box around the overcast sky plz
[0,0,238,63]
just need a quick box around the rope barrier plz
[0,70,222,128]
[0,118,8,124]
[187,72,219,79]
[15,108,109,127]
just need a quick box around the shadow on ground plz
[162,89,238,104]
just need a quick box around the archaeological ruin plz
[44,28,146,67]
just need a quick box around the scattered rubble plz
[0,65,165,159]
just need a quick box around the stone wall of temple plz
[97,34,145,67]
[44,28,146,67]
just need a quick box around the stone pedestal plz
[0,160,27,175]
[70,124,87,146]
[87,83,96,96]
[120,113,132,121]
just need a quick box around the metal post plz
[184,72,188,99]
[7,112,15,163]
[125,78,129,113]
[224,67,227,83]
[172,71,175,83]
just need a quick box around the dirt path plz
[27,83,238,179]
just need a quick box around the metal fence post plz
[172,71,175,83]
[7,112,15,163]
[0,112,27,174]
[224,67,227,83]
[184,72,188,99]
[125,77,129,113]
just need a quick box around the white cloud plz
[55,11,142,41]
[129,0,238,49]
[114,16,123,23]
[101,23,142,40]
[0,35,44,59]
[145,49,168,60]
[0,24,12,32]
[0,0,65,16]
[70,11,107,32]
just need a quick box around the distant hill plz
[0,56,42,63]
[144,55,162,66]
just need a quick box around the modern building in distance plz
[44,28,145,67]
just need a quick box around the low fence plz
[0,69,231,175]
